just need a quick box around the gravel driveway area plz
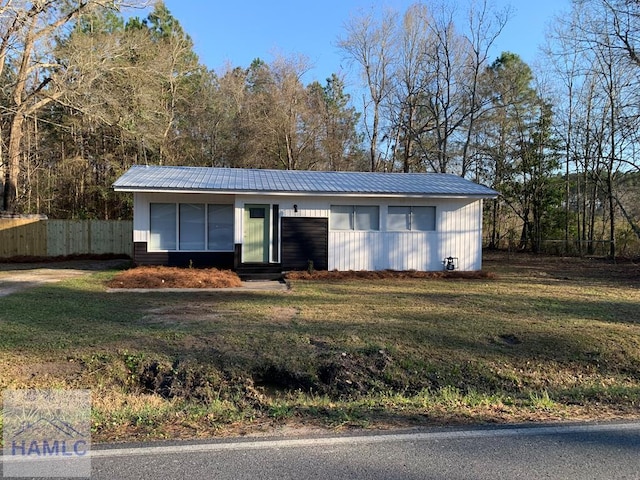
[0,259,130,297]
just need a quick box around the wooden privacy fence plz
[0,218,133,258]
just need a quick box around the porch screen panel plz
[149,203,176,250]
[179,203,205,250]
[207,204,234,251]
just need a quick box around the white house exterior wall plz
[325,198,482,271]
[436,200,483,271]
[132,192,484,271]
[248,195,484,271]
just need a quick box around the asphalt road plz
[5,421,637,480]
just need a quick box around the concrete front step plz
[236,263,283,281]
[238,272,283,281]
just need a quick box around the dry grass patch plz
[107,266,242,289]
[1,252,640,443]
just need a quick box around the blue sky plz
[162,0,570,84]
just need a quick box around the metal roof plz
[112,165,498,198]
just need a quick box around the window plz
[330,205,353,230]
[355,206,379,230]
[180,204,205,250]
[387,206,411,231]
[149,203,234,251]
[208,204,234,251]
[330,205,379,231]
[387,206,436,231]
[412,206,436,231]
[249,207,265,219]
[149,203,176,250]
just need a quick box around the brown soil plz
[107,266,243,289]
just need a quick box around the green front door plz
[243,205,270,263]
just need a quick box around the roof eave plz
[112,186,497,199]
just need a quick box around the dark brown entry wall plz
[280,217,328,271]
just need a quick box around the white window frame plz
[387,206,436,232]
[330,205,380,231]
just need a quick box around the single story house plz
[112,165,498,276]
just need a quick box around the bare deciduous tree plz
[338,8,397,172]
[339,0,509,175]
[0,0,148,213]
[546,0,640,255]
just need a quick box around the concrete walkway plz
[0,260,129,297]
[105,281,288,293]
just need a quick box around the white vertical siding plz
[438,200,482,271]
[328,231,385,271]
[385,232,439,271]
[133,193,149,243]
[278,196,330,218]
[469,200,484,271]
[328,198,483,271]
[328,232,440,271]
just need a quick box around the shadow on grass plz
[2,273,640,442]
[1,276,639,403]
[1,279,639,366]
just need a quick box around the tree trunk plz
[3,106,26,213]
[613,195,640,240]
[519,211,530,250]
[2,12,34,213]
[587,180,597,255]
[370,96,379,172]
[0,137,4,207]
[608,81,616,260]
[489,199,499,249]
[564,122,571,254]
[607,174,616,259]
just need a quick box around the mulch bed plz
[285,270,494,280]
[107,266,243,289]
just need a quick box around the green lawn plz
[0,253,639,442]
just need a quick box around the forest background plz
[0,0,639,257]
